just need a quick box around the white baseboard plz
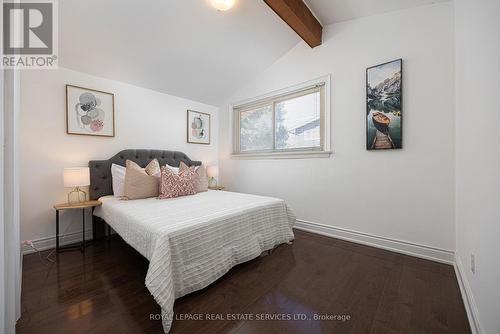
[294,219,455,264]
[454,256,483,334]
[294,219,481,332]
[22,229,94,255]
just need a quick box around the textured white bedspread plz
[93,190,295,332]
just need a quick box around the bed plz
[89,150,295,333]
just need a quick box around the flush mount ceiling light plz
[211,0,235,11]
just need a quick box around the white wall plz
[3,3,22,329]
[455,0,500,333]
[4,68,21,333]
[1,67,6,334]
[20,67,218,247]
[219,3,455,257]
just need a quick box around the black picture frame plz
[366,59,403,150]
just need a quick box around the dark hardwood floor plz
[17,230,470,334]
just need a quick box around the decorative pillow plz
[144,158,161,177]
[111,163,126,197]
[179,161,208,192]
[123,160,160,200]
[126,159,160,176]
[158,165,196,199]
[165,164,179,174]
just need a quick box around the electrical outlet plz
[23,240,33,247]
[470,253,476,274]
[23,240,37,252]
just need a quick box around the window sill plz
[231,151,332,160]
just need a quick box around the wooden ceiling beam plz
[264,0,322,48]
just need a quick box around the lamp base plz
[208,177,217,188]
[68,187,87,203]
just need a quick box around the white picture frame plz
[187,110,210,145]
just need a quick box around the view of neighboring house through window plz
[275,91,321,150]
[233,81,328,157]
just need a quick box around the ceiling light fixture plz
[211,0,235,11]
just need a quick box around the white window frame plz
[230,75,331,159]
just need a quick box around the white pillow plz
[166,164,179,174]
[165,164,199,174]
[111,163,126,197]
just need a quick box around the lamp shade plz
[63,167,90,187]
[206,165,219,178]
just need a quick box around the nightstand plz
[208,186,225,190]
[53,200,102,253]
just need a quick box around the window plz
[232,76,331,158]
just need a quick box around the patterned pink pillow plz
[158,165,197,199]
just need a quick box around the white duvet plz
[93,190,295,332]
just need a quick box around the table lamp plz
[206,165,219,187]
[64,167,90,203]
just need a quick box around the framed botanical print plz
[66,85,115,137]
[187,110,211,144]
[366,59,402,150]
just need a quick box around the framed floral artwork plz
[66,85,115,137]
[187,110,210,145]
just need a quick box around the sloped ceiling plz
[59,0,299,106]
[59,0,449,106]
[305,0,449,25]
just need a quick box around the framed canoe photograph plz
[366,59,402,150]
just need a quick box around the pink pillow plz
[158,165,196,199]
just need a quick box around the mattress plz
[93,190,295,332]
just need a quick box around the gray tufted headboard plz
[88,149,202,200]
